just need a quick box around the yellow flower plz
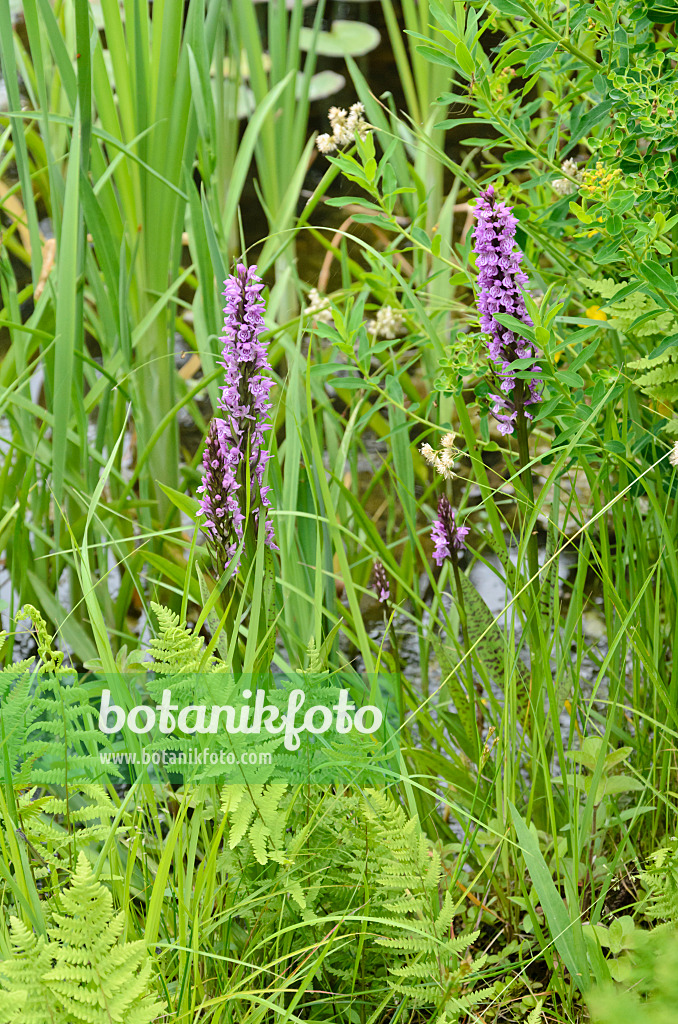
[585,305,608,321]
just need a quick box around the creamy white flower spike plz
[552,157,585,196]
[304,287,334,325]
[316,133,335,155]
[315,102,370,154]
[366,306,406,339]
[420,433,460,480]
[669,441,678,467]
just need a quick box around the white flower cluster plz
[316,102,370,154]
[552,157,585,196]
[366,305,406,339]
[303,287,334,325]
[419,433,460,480]
[669,441,678,467]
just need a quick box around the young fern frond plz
[0,853,165,1024]
[525,1001,544,1024]
[0,918,58,1024]
[148,601,214,674]
[17,604,66,673]
[0,614,118,790]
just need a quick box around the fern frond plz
[44,853,165,1023]
[222,783,289,865]
[629,351,676,370]
[389,980,444,1001]
[377,934,441,954]
[216,786,505,1021]
[148,600,213,673]
[639,838,678,923]
[0,919,57,1024]
[444,984,498,1013]
[17,604,68,673]
[435,891,456,940]
[0,854,165,1023]
[16,786,128,867]
[629,362,678,388]
[525,999,543,1023]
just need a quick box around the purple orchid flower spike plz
[472,185,543,435]
[431,497,470,566]
[197,264,277,575]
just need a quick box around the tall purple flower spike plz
[197,264,277,575]
[431,496,470,567]
[472,185,542,435]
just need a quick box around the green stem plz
[514,383,548,753]
[451,557,477,711]
[386,615,403,730]
[514,2,600,72]
[514,383,540,593]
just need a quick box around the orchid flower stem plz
[514,387,540,597]
[451,558,476,708]
[386,615,404,730]
[514,388,546,735]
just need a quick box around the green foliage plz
[581,278,676,340]
[147,601,216,674]
[218,786,500,1020]
[0,852,165,1024]
[629,342,678,426]
[12,786,127,880]
[587,924,678,1024]
[580,278,678,426]
[597,50,678,204]
[587,844,678,1014]
[639,838,678,924]
[525,1003,544,1024]
[554,736,644,807]
[221,783,290,866]
[362,790,493,1018]
[18,604,66,673]
[0,917,57,1024]
[0,607,118,787]
[0,661,36,786]
[2,0,678,1021]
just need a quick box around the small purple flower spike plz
[431,497,470,566]
[197,264,277,575]
[472,185,542,434]
[372,561,390,604]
